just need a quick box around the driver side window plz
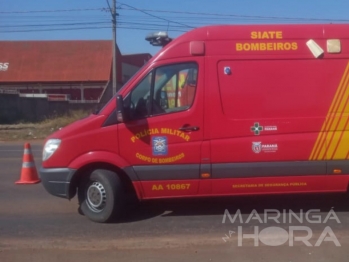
[125,62,198,120]
[127,72,152,120]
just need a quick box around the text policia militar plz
[236,31,298,52]
[131,128,190,143]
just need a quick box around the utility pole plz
[112,0,117,96]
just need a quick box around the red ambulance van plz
[40,24,349,222]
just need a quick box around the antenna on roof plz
[145,32,172,47]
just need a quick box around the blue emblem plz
[152,136,168,156]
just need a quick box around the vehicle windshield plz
[95,64,147,115]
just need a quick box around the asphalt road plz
[1,141,349,261]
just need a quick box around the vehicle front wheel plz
[78,169,124,223]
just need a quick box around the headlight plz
[43,139,61,161]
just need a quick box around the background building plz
[0,40,151,102]
[0,40,151,123]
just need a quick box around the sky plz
[1,0,349,56]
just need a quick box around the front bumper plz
[39,167,76,199]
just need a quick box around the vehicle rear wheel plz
[78,169,124,223]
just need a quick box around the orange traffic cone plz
[15,143,41,184]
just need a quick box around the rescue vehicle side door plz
[118,59,205,198]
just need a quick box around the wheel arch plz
[68,162,138,200]
[67,151,139,200]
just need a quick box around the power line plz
[0,8,106,14]
[0,15,192,31]
[0,21,191,30]
[0,21,109,28]
[105,0,112,14]
[0,26,112,33]
[2,6,348,23]
[4,5,347,36]
[118,2,194,29]
[0,25,188,33]
[117,6,349,23]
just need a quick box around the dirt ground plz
[0,123,54,141]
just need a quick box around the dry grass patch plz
[0,110,90,141]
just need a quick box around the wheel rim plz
[86,181,106,213]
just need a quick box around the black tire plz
[78,169,124,223]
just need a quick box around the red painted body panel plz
[43,114,120,168]
[42,24,349,202]
[69,151,130,170]
[210,133,318,163]
[138,176,349,199]
[211,176,349,195]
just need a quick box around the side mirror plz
[116,95,125,123]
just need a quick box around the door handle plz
[179,125,200,132]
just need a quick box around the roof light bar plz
[145,31,173,47]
